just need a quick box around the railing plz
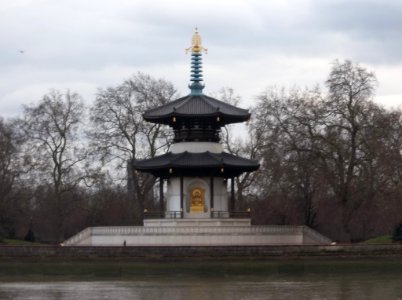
[229,211,251,218]
[144,211,183,219]
[144,210,251,219]
[143,211,164,219]
[211,211,251,218]
[173,126,220,143]
[211,211,230,218]
[69,225,311,236]
[63,225,331,246]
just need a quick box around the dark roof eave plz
[133,152,260,175]
[142,94,251,125]
[134,168,259,179]
[133,164,259,170]
[143,112,251,125]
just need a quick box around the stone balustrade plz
[63,224,331,246]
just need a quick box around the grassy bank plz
[1,259,402,281]
[362,235,393,244]
[0,239,47,246]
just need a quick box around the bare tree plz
[20,90,88,241]
[353,107,402,238]
[253,61,381,241]
[252,87,325,227]
[0,119,18,203]
[0,118,24,238]
[214,88,262,210]
[319,60,377,241]
[89,73,177,224]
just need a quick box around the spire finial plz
[186,27,208,54]
[186,28,207,95]
[186,27,207,95]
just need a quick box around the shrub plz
[24,227,36,243]
[392,222,402,243]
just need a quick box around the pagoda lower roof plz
[143,94,250,125]
[133,151,259,178]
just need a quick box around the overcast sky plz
[1,0,402,117]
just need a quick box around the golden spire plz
[186,27,208,54]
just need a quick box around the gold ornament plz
[186,27,208,54]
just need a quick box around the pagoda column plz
[159,178,164,214]
[230,177,235,212]
[180,176,184,213]
[210,176,214,214]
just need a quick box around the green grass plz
[1,239,47,246]
[362,235,392,244]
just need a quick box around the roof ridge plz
[195,95,220,112]
[205,151,222,163]
[170,151,188,164]
[172,95,192,111]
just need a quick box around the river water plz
[0,260,401,299]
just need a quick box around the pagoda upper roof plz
[133,151,259,178]
[143,94,251,125]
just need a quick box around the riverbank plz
[1,258,402,280]
[0,244,401,262]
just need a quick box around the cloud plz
[312,1,402,64]
[1,0,402,117]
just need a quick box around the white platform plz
[63,219,331,246]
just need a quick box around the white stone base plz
[63,220,331,247]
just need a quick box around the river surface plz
[0,260,401,299]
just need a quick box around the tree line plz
[0,61,401,243]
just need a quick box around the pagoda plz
[133,28,259,220]
[63,29,331,246]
